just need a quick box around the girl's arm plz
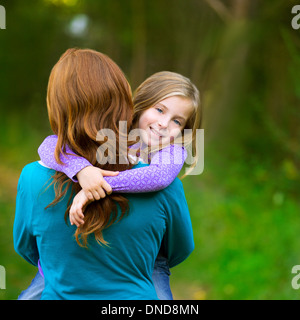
[69,147,187,226]
[38,135,118,200]
[38,135,187,193]
[104,144,187,192]
[38,135,92,182]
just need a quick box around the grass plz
[171,156,300,300]
[1,114,300,300]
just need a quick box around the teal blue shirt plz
[14,161,194,300]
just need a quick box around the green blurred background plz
[1,0,300,300]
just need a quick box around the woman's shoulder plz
[164,176,184,191]
[20,161,55,185]
[156,176,185,202]
[21,161,53,174]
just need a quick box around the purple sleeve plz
[38,135,186,192]
[105,144,187,193]
[38,135,92,182]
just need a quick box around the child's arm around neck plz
[38,135,187,194]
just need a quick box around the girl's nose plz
[158,118,168,129]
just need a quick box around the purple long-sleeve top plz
[37,135,187,192]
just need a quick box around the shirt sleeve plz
[38,135,92,182]
[13,167,39,267]
[105,144,187,193]
[161,179,195,268]
[39,135,187,193]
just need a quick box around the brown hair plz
[46,48,133,247]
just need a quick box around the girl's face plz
[138,95,193,146]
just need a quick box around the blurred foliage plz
[1,0,300,299]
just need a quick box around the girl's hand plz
[69,190,92,227]
[76,166,119,201]
[69,189,91,227]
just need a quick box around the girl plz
[37,71,201,300]
[39,71,201,220]
[16,49,194,300]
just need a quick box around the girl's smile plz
[149,126,166,138]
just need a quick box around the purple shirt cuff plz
[38,259,44,278]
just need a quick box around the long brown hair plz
[46,48,133,247]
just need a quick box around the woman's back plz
[14,161,194,300]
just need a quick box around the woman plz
[13,48,194,299]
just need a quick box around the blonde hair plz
[132,71,201,176]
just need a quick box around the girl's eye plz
[174,119,181,126]
[156,107,163,113]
